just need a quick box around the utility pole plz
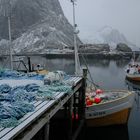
[0,0,13,70]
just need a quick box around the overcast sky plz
[59,0,140,46]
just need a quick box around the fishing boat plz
[125,52,140,81]
[85,89,135,127]
[70,0,135,127]
[126,73,140,82]
[125,65,140,81]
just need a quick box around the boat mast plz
[71,0,79,76]
[1,0,13,70]
[8,11,13,70]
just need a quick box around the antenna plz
[0,0,13,70]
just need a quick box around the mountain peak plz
[0,0,82,54]
[98,26,113,35]
[82,26,138,51]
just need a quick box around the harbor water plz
[0,55,140,140]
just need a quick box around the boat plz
[85,89,135,127]
[125,52,140,81]
[69,0,135,127]
[125,64,140,81]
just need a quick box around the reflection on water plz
[125,78,140,109]
[85,125,129,140]
[115,59,130,68]
[1,56,140,140]
[80,58,110,67]
[125,78,140,140]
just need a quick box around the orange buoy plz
[86,100,93,106]
[96,89,103,94]
[94,96,101,104]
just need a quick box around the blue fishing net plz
[37,86,56,100]
[24,83,40,92]
[0,101,34,127]
[0,69,45,80]
[47,82,72,93]
[0,84,37,128]
[36,82,72,100]
[0,70,73,128]
[9,88,36,102]
[0,84,11,94]
[0,118,19,127]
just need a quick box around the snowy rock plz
[116,43,132,52]
[0,0,82,54]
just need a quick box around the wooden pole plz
[67,97,73,140]
[44,122,50,140]
[81,68,87,118]
[27,57,32,72]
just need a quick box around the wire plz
[80,49,100,89]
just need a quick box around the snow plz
[81,26,139,51]
[0,79,44,87]
[49,27,56,31]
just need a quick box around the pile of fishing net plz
[0,83,39,128]
[0,75,73,128]
[0,69,44,80]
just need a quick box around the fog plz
[59,0,140,47]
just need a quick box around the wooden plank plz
[74,77,82,84]
[20,92,74,140]
[0,91,65,136]
[0,77,83,140]
[0,128,4,132]
[0,91,65,138]
[0,100,55,140]
[55,92,65,99]
[65,77,77,85]
[0,91,69,140]
[0,101,49,139]
[0,101,37,133]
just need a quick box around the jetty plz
[0,69,87,140]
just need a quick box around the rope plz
[80,51,100,89]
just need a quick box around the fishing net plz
[0,69,45,80]
[0,101,35,128]
[0,70,74,128]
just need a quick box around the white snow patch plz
[0,79,43,87]
[49,27,56,31]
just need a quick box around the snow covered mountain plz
[0,0,81,54]
[82,26,138,51]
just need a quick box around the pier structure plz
[0,69,87,140]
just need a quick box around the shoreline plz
[1,52,133,60]
[0,52,137,60]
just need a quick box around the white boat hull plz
[126,73,140,81]
[86,90,135,127]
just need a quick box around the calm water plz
[0,56,140,140]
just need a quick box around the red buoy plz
[86,100,93,106]
[72,113,79,120]
[96,89,103,94]
[94,96,101,104]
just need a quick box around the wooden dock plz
[0,75,86,140]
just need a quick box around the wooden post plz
[80,68,87,119]
[27,57,32,72]
[77,68,87,119]
[44,122,50,140]
[67,97,73,140]
[72,70,87,140]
